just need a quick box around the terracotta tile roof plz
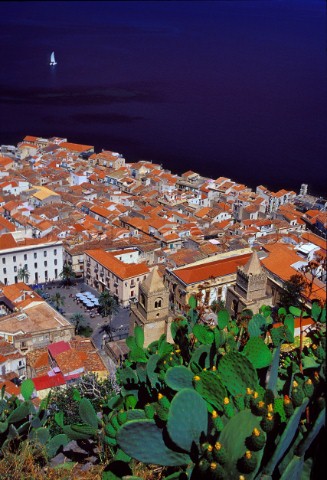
[86,249,149,280]
[0,380,21,397]
[60,142,94,153]
[55,349,87,374]
[301,232,327,251]
[0,233,17,250]
[173,253,252,285]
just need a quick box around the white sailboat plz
[50,51,57,66]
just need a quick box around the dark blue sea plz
[0,1,326,196]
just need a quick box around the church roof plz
[241,251,263,275]
[141,266,165,294]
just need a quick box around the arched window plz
[154,298,162,309]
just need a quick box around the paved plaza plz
[38,280,130,372]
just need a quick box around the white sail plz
[50,51,57,65]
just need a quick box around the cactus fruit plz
[261,413,275,433]
[209,461,227,479]
[204,443,214,461]
[303,379,314,398]
[158,393,170,409]
[213,442,227,464]
[291,382,304,407]
[238,450,257,473]
[251,400,267,417]
[144,403,155,419]
[155,403,169,422]
[223,397,234,418]
[212,411,224,431]
[117,410,128,425]
[246,428,266,451]
[105,422,117,438]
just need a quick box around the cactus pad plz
[167,388,208,452]
[165,365,195,391]
[242,337,272,369]
[117,419,191,466]
[218,352,259,396]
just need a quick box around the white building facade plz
[0,240,63,285]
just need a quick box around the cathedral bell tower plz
[225,251,272,317]
[129,266,172,346]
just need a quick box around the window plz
[13,256,16,262]
[14,266,17,272]
[44,251,47,257]
[54,269,58,278]
[54,259,57,265]
[34,252,37,259]
[1,258,5,264]
[24,254,27,261]
[3,268,6,274]
[34,263,37,269]
[44,261,47,267]
[54,249,57,255]
[155,299,162,309]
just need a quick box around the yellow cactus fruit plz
[258,401,265,408]
[210,462,218,470]
[212,410,218,419]
[207,444,213,452]
[253,428,261,437]
[267,403,274,413]
[246,388,253,395]
[293,380,299,388]
[158,393,164,400]
[194,375,201,381]
[306,379,313,385]
[253,391,259,399]
[212,366,217,371]
[215,442,222,450]
[223,397,230,405]
[245,451,252,459]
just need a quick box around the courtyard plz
[36,280,130,351]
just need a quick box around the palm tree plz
[98,290,119,341]
[59,262,75,286]
[51,292,65,311]
[17,265,30,284]
[70,313,85,334]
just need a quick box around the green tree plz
[59,262,75,286]
[17,265,30,284]
[279,274,307,309]
[70,313,85,334]
[98,290,119,341]
[51,292,65,311]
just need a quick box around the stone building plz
[130,266,173,347]
[225,251,272,317]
